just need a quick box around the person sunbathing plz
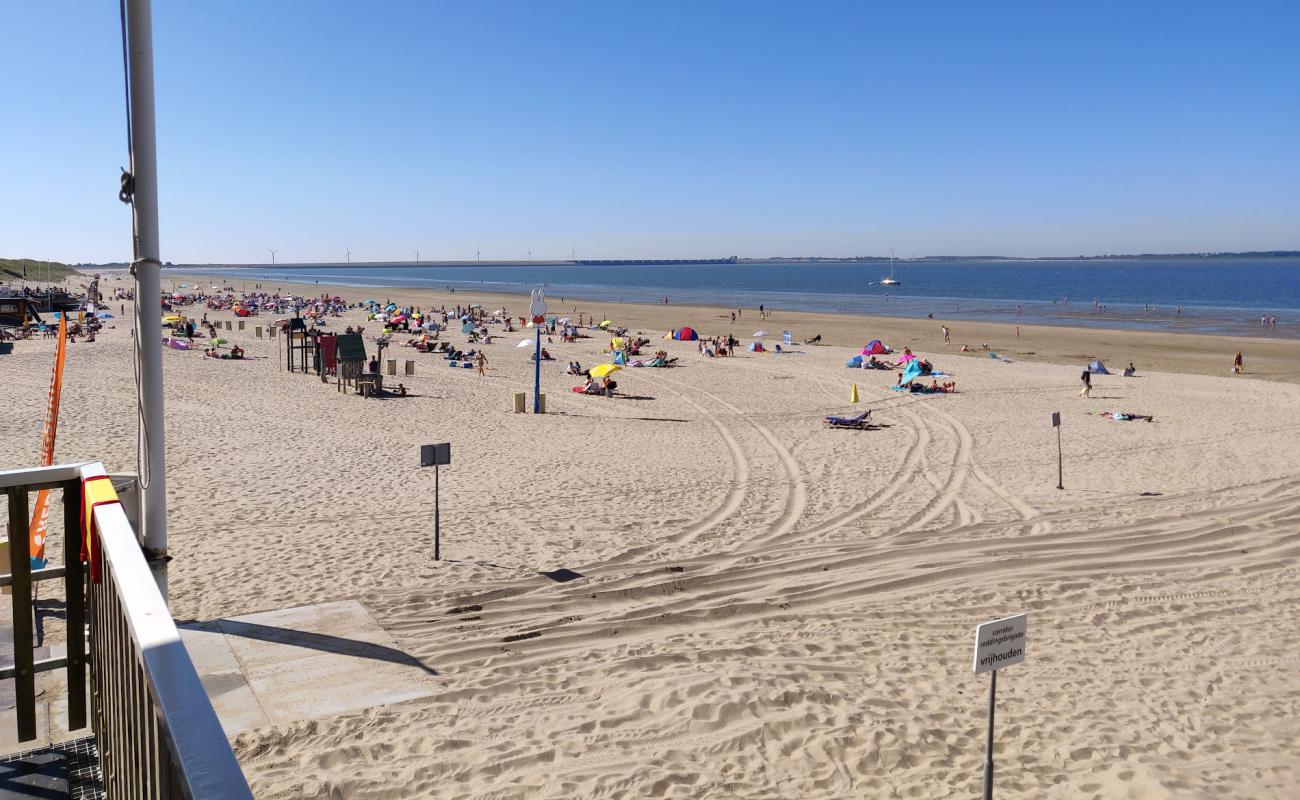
[602,376,618,396]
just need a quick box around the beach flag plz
[28,315,68,569]
[851,383,859,403]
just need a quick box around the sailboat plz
[879,249,900,286]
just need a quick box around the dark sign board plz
[336,333,367,363]
[420,443,451,467]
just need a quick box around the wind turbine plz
[268,248,277,266]
[415,249,420,263]
[345,247,351,264]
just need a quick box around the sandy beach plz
[4,272,1299,797]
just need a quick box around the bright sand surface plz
[2,270,1299,798]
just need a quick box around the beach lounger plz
[822,411,871,429]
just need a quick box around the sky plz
[4,1,1299,264]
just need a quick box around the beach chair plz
[822,411,871,430]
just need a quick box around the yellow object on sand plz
[590,363,621,378]
[851,383,859,403]
[599,320,613,328]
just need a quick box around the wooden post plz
[7,488,37,742]
[256,326,262,338]
[63,479,86,731]
[405,359,414,376]
[387,359,396,376]
[238,320,245,331]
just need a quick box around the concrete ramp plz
[180,600,437,735]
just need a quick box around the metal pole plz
[434,464,441,561]
[983,669,997,800]
[1056,426,1063,490]
[127,0,169,582]
[534,331,542,413]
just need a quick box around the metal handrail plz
[2,462,251,797]
[0,462,91,491]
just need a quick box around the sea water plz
[201,257,1299,339]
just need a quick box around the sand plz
[2,272,1299,798]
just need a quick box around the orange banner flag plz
[29,314,68,568]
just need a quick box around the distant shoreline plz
[102,250,1300,271]
[164,268,1300,382]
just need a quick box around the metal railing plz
[1,462,251,798]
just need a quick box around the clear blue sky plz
[5,1,1298,263]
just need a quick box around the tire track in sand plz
[643,371,808,548]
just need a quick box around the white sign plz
[972,613,1026,674]
[529,288,547,318]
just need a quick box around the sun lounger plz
[822,411,871,429]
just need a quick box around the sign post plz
[1051,411,1063,489]
[530,289,547,413]
[420,443,451,560]
[973,613,1027,800]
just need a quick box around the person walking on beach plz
[942,325,950,345]
[1079,368,1092,398]
[475,351,488,376]
[1232,351,1243,374]
[730,311,735,324]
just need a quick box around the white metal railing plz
[2,461,251,798]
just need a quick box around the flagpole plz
[126,0,169,591]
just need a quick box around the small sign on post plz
[420,443,451,560]
[1051,411,1063,490]
[973,613,1027,800]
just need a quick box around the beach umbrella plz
[517,339,534,348]
[752,330,768,338]
[599,320,613,328]
[493,309,506,316]
[96,312,114,319]
[557,317,571,324]
[213,337,227,346]
[589,363,621,378]
[461,322,475,333]
[162,314,184,324]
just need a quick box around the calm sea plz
[201,258,1299,339]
